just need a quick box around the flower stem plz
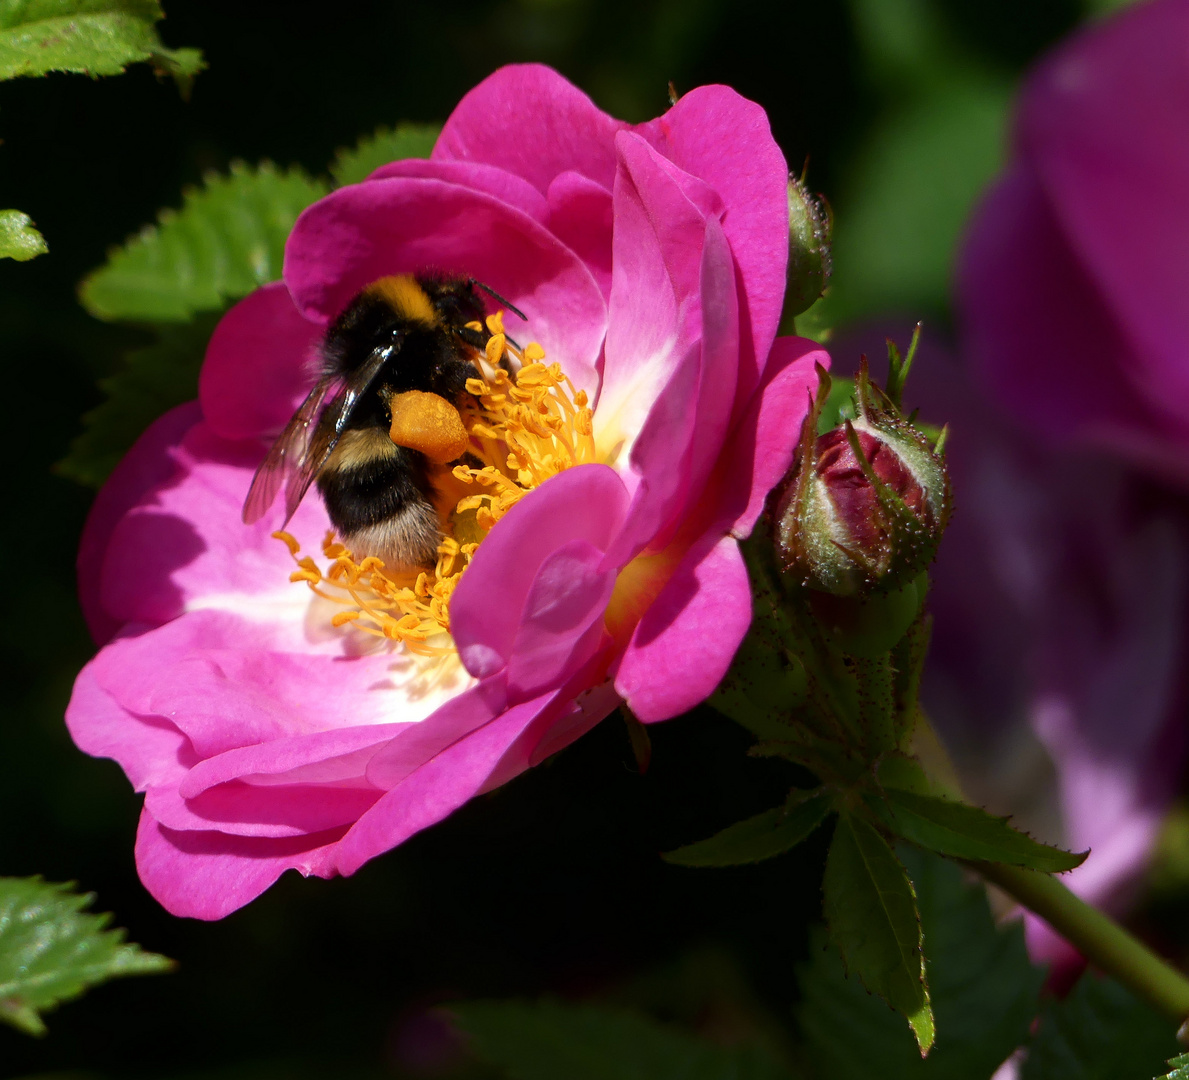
[971,859,1189,1025]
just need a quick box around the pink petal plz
[505,539,618,700]
[596,133,717,487]
[144,780,382,839]
[366,158,549,223]
[433,63,626,194]
[198,282,324,443]
[135,808,343,920]
[90,610,413,757]
[547,170,614,300]
[614,533,752,723]
[449,463,629,683]
[284,177,607,397]
[179,725,407,798]
[98,421,332,627]
[718,334,827,539]
[602,211,741,566]
[637,84,790,394]
[66,661,195,791]
[332,688,560,876]
[77,402,202,644]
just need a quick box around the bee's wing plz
[242,374,339,525]
[279,339,399,524]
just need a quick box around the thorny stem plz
[971,859,1189,1036]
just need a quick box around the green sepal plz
[807,573,927,659]
[822,813,934,1055]
[0,876,172,1036]
[778,175,832,328]
[0,209,48,260]
[80,161,329,322]
[868,787,1088,872]
[56,312,219,486]
[330,123,441,187]
[889,610,931,748]
[0,1,204,88]
[664,789,833,868]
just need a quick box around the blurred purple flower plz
[953,0,1189,963]
[958,0,1189,484]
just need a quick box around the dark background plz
[0,0,1131,1075]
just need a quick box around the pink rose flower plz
[958,0,1189,483]
[67,64,826,919]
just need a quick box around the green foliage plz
[664,790,833,867]
[822,813,934,1054]
[0,209,47,260]
[0,876,172,1036]
[0,0,203,88]
[1157,1053,1189,1080]
[799,848,1043,1079]
[79,161,329,322]
[56,312,218,486]
[1020,975,1180,1080]
[453,999,796,1080]
[330,122,440,187]
[869,788,1088,873]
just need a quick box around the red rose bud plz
[774,361,951,597]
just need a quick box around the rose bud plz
[780,175,832,325]
[774,359,951,598]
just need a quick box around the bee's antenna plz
[472,279,527,321]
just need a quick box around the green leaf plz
[799,847,1044,1079]
[330,122,440,187]
[1021,974,1179,1080]
[1158,1052,1189,1080]
[0,0,204,87]
[56,312,218,486]
[869,787,1088,873]
[80,161,329,322]
[822,813,934,1054]
[453,999,796,1080]
[664,790,832,867]
[0,209,48,260]
[0,876,172,1036]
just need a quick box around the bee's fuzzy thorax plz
[365,275,440,328]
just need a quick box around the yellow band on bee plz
[388,390,470,463]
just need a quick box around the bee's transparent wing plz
[278,340,398,524]
[241,374,338,526]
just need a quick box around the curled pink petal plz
[614,533,752,723]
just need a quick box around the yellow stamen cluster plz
[276,313,596,654]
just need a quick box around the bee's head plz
[421,275,489,330]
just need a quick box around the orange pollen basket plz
[275,312,597,656]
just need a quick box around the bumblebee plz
[242,273,522,569]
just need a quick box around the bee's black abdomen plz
[317,445,428,532]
